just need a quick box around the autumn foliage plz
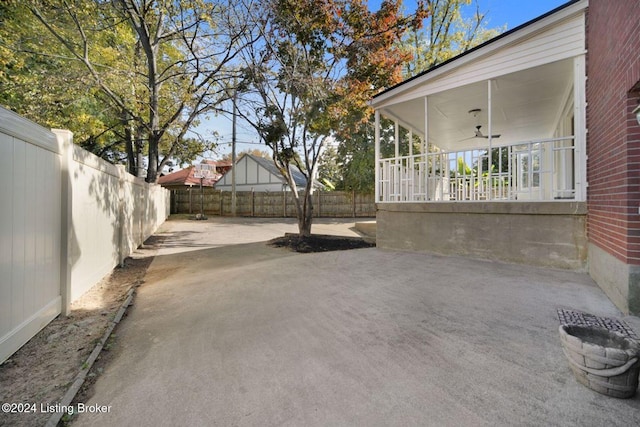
[236,0,429,235]
[266,0,429,138]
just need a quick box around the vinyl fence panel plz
[0,109,62,364]
[0,107,170,363]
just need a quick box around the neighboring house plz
[370,0,640,314]
[215,153,319,192]
[158,160,231,190]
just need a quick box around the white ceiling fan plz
[470,124,501,139]
[459,109,501,141]
[458,125,500,142]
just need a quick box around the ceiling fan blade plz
[457,136,477,142]
[459,125,500,142]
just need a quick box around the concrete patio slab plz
[74,218,640,426]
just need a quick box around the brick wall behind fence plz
[170,188,376,218]
[587,0,640,264]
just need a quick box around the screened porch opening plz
[374,58,586,203]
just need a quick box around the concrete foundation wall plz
[377,202,587,270]
[588,243,640,315]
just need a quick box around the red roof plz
[202,159,232,168]
[158,166,221,187]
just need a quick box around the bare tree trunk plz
[146,132,160,182]
[124,118,136,176]
[135,130,145,178]
[297,190,314,237]
[284,164,314,237]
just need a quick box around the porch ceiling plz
[378,59,574,151]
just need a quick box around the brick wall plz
[587,0,640,264]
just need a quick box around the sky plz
[195,0,571,161]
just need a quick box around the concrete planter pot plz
[559,325,640,398]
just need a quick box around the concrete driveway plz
[75,217,640,426]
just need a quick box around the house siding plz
[586,0,640,264]
[375,10,586,108]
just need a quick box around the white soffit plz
[371,0,587,109]
[379,58,575,151]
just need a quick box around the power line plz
[218,140,263,145]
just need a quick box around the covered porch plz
[370,1,588,269]
[374,57,586,204]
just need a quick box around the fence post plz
[317,191,321,218]
[252,191,256,216]
[283,189,287,217]
[54,129,73,316]
[352,189,356,218]
[139,183,145,245]
[116,165,127,268]
[204,189,209,215]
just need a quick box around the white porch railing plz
[377,136,576,202]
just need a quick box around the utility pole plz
[231,87,237,216]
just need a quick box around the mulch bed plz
[268,233,375,253]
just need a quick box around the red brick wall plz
[587,0,640,264]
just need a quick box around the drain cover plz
[557,308,638,339]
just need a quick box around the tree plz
[405,0,502,74]
[220,148,271,162]
[336,116,419,192]
[18,0,256,182]
[317,144,341,190]
[335,0,502,192]
[0,1,129,164]
[236,0,427,236]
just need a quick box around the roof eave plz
[370,0,587,108]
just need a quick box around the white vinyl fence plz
[0,107,169,363]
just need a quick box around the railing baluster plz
[377,136,576,203]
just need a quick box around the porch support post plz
[424,96,429,154]
[408,129,413,200]
[394,120,400,202]
[374,110,381,202]
[409,129,413,157]
[394,120,399,158]
[573,54,587,201]
[487,79,493,201]
[424,96,429,199]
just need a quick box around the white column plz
[424,96,430,200]
[408,129,413,201]
[394,120,400,201]
[424,96,429,155]
[374,110,380,202]
[487,80,493,201]
[573,54,587,201]
[394,120,399,159]
[409,129,413,157]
